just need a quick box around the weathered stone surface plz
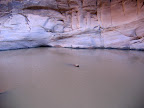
[0,0,144,50]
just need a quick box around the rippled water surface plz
[0,48,144,108]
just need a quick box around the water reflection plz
[0,48,144,108]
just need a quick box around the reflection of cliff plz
[0,0,144,50]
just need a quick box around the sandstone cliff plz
[0,0,144,50]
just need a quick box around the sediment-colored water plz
[0,48,144,108]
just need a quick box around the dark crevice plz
[38,44,52,47]
[23,6,50,10]
[51,36,73,41]
[58,19,64,22]
[23,6,73,13]
[141,2,144,9]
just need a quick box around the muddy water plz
[0,48,144,108]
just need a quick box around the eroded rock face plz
[0,0,144,50]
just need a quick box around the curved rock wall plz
[0,0,144,50]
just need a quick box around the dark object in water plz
[74,64,79,67]
[66,63,80,67]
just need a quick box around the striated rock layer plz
[0,0,144,50]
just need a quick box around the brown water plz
[0,48,144,108]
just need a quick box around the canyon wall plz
[0,0,144,50]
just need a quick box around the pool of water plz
[0,48,144,108]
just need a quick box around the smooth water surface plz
[0,48,144,108]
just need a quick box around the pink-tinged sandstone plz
[0,0,144,50]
